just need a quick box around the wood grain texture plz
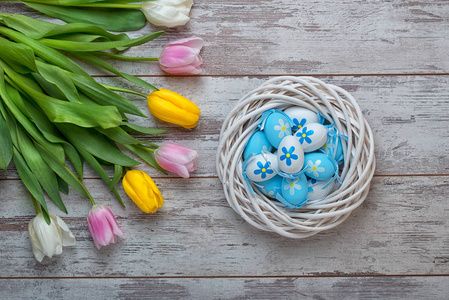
[1,276,448,299]
[0,176,448,277]
[2,1,449,76]
[0,75,447,180]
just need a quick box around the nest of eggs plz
[216,76,376,238]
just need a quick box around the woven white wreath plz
[216,76,376,238]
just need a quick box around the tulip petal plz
[160,65,202,75]
[142,3,191,27]
[159,45,198,67]
[29,219,45,262]
[102,206,124,238]
[156,156,190,178]
[156,143,198,165]
[148,97,199,128]
[32,214,62,259]
[123,172,152,213]
[53,215,76,247]
[87,205,116,249]
[166,37,203,52]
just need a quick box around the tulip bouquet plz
[0,13,201,261]
[1,0,194,31]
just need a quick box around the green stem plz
[31,196,41,214]
[74,3,142,9]
[91,51,158,62]
[101,84,148,98]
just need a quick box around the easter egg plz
[263,112,292,148]
[284,107,319,132]
[294,123,327,152]
[322,134,344,163]
[277,135,304,174]
[243,130,274,161]
[303,153,336,180]
[280,174,309,207]
[307,178,336,201]
[245,153,279,182]
[254,175,283,198]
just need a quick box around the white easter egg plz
[245,153,279,182]
[307,178,336,201]
[283,107,319,132]
[263,112,293,148]
[294,123,328,152]
[280,174,309,207]
[277,135,304,174]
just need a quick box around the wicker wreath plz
[216,76,376,238]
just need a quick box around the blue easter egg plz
[263,112,292,148]
[280,174,309,207]
[303,153,336,180]
[254,175,283,198]
[322,134,344,164]
[307,178,336,201]
[243,131,274,161]
[283,107,319,132]
[245,153,279,182]
[293,123,327,152]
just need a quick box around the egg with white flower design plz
[243,130,274,161]
[263,112,292,148]
[307,178,337,201]
[245,153,279,182]
[303,153,336,180]
[280,174,308,207]
[254,175,283,198]
[294,123,327,152]
[277,135,304,174]
[283,107,319,132]
[321,127,344,163]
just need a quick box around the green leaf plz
[13,147,48,214]
[23,3,148,32]
[35,142,93,201]
[57,175,69,195]
[111,164,123,189]
[17,125,67,213]
[122,122,167,135]
[62,143,84,179]
[124,144,165,173]
[0,36,37,74]
[64,71,146,117]
[69,52,158,91]
[96,126,143,145]
[0,110,13,170]
[35,60,81,103]
[58,123,140,167]
[39,31,164,52]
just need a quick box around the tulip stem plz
[91,52,159,62]
[73,3,142,9]
[31,196,41,214]
[101,84,153,97]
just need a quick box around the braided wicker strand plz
[216,77,376,238]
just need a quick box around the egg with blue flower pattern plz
[294,123,327,152]
[280,174,309,207]
[277,135,304,174]
[321,134,344,164]
[303,153,336,180]
[254,175,283,198]
[245,153,279,182]
[263,112,292,148]
[243,130,274,161]
[284,107,319,132]
[307,178,337,201]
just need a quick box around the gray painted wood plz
[0,176,448,277]
[2,1,449,76]
[1,276,448,299]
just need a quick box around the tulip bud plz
[159,37,203,75]
[87,205,124,249]
[122,170,164,213]
[141,0,193,28]
[147,89,200,129]
[155,142,197,178]
[28,213,76,262]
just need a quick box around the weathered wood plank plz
[1,1,449,75]
[1,276,448,300]
[0,176,448,277]
[0,75,447,180]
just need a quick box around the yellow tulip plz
[122,170,164,213]
[147,89,200,129]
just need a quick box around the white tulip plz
[141,0,193,27]
[28,213,76,262]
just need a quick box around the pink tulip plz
[155,142,198,178]
[87,205,124,249]
[159,37,203,75]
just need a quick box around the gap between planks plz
[90,73,449,78]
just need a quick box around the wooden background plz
[1,0,449,299]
